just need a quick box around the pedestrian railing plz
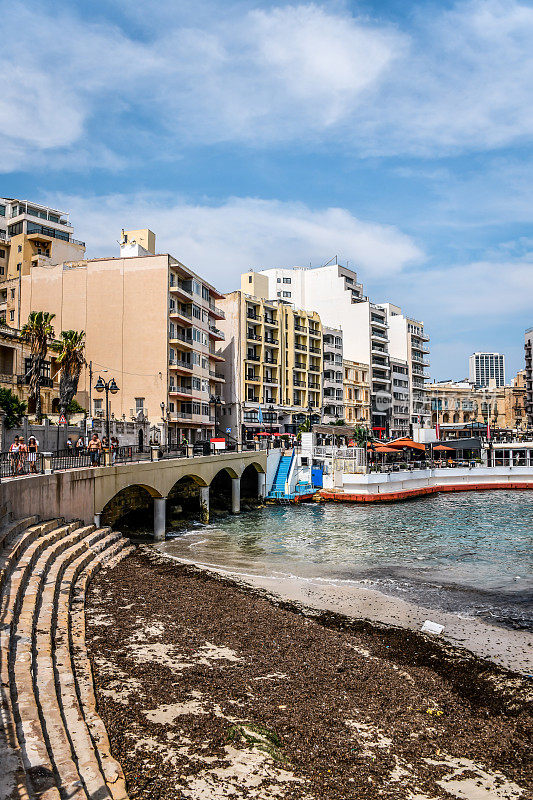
[0,450,44,479]
[50,449,92,471]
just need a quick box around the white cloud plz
[3,0,531,167]
[47,193,422,287]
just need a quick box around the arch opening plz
[209,468,234,516]
[167,475,205,529]
[101,483,161,533]
[240,463,260,507]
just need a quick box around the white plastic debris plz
[421,620,444,635]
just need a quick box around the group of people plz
[8,436,40,475]
[7,433,122,475]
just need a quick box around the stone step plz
[12,525,108,800]
[0,520,79,800]
[0,515,39,553]
[69,543,134,800]
[1,517,132,800]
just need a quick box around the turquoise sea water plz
[163,491,533,630]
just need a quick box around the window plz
[10,289,15,299]
[282,291,291,298]
[277,278,281,283]
[94,399,102,413]
[282,277,291,284]
[135,398,145,411]
[0,268,4,275]
[249,275,252,283]
[18,245,22,253]
[169,402,175,412]
[0,205,5,217]
[0,249,5,258]
[9,310,14,321]
[17,264,21,271]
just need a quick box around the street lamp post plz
[210,394,222,438]
[94,376,119,446]
[307,400,313,432]
[268,404,274,436]
[160,401,166,447]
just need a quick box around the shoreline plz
[85,548,532,800]
[155,545,533,674]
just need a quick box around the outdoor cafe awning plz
[373,446,401,454]
[433,444,455,452]
[387,437,426,452]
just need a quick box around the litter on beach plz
[421,620,444,635]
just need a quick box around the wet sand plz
[86,547,532,800]
[156,555,532,674]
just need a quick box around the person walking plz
[27,436,39,474]
[87,433,102,467]
[9,437,20,476]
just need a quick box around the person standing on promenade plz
[87,433,102,467]
[66,437,73,452]
[27,436,39,474]
[17,437,28,475]
[76,436,85,456]
[9,437,20,476]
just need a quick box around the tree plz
[0,388,26,429]
[53,330,86,416]
[20,311,55,422]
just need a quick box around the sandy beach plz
[86,547,532,800]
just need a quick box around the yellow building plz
[0,198,85,329]
[428,376,527,432]
[218,272,323,439]
[343,359,371,426]
[18,230,225,444]
[0,322,60,415]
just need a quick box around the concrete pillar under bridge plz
[258,472,266,500]
[199,486,209,524]
[154,497,167,541]
[231,478,240,514]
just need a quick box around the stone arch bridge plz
[1,451,267,540]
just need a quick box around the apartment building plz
[322,326,344,423]
[343,360,371,426]
[525,329,532,427]
[0,198,85,328]
[18,229,225,444]
[390,358,410,438]
[380,303,431,433]
[257,264,392,436]
[469,352,505,388]
[218,272,323,440]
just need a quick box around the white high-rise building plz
[258,264,392,436]
[379,304,431,431]
[469,352,505,388]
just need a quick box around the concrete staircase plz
[0,510,134,800]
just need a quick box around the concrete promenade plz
[0,450,267,540]
[321,465,533,502]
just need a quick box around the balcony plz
[264,336,279,346]
[169,385,192,396]
[294,342,307,352]
[247,332,262,341]
[169,335,194,350]
[294,361,306,371]
[209,370,225,381]
[247,309,260,320]
[174,411,193,420]
[264,315,277,326]
[247,395,260,403]
[169,359,193,371]
[208,302,225,319]
[309,328,321,338]
[208,325,225,340]
[246,353,260,362]
[293,378,305,387]
[294,324,307,333]
[309,345,321,354]
[264,356,278,364]
[371,329,387,340]
[169,306,192,322]
[246,373,260,382]
[169,280,193,299]
[208,348,224,361]
[263,375,278,385]
[309,364,320,373]
[308,380,320,389]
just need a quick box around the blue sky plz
[2,0,532,380]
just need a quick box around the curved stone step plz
[0,520,78,800]
[0,516,39,553]
[1,517,132,800]
[69,543,135,800]
[12,526,112,799]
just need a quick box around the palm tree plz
[20,311,55,421]
[53,330,86,416]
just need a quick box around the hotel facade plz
[217,272,323,440]
[18,230,225,444]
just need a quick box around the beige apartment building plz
[19,230,225,444]
[0,198,85,329]
[428,376,527,432]
[343,359,370,427]
[218,272,323,439]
